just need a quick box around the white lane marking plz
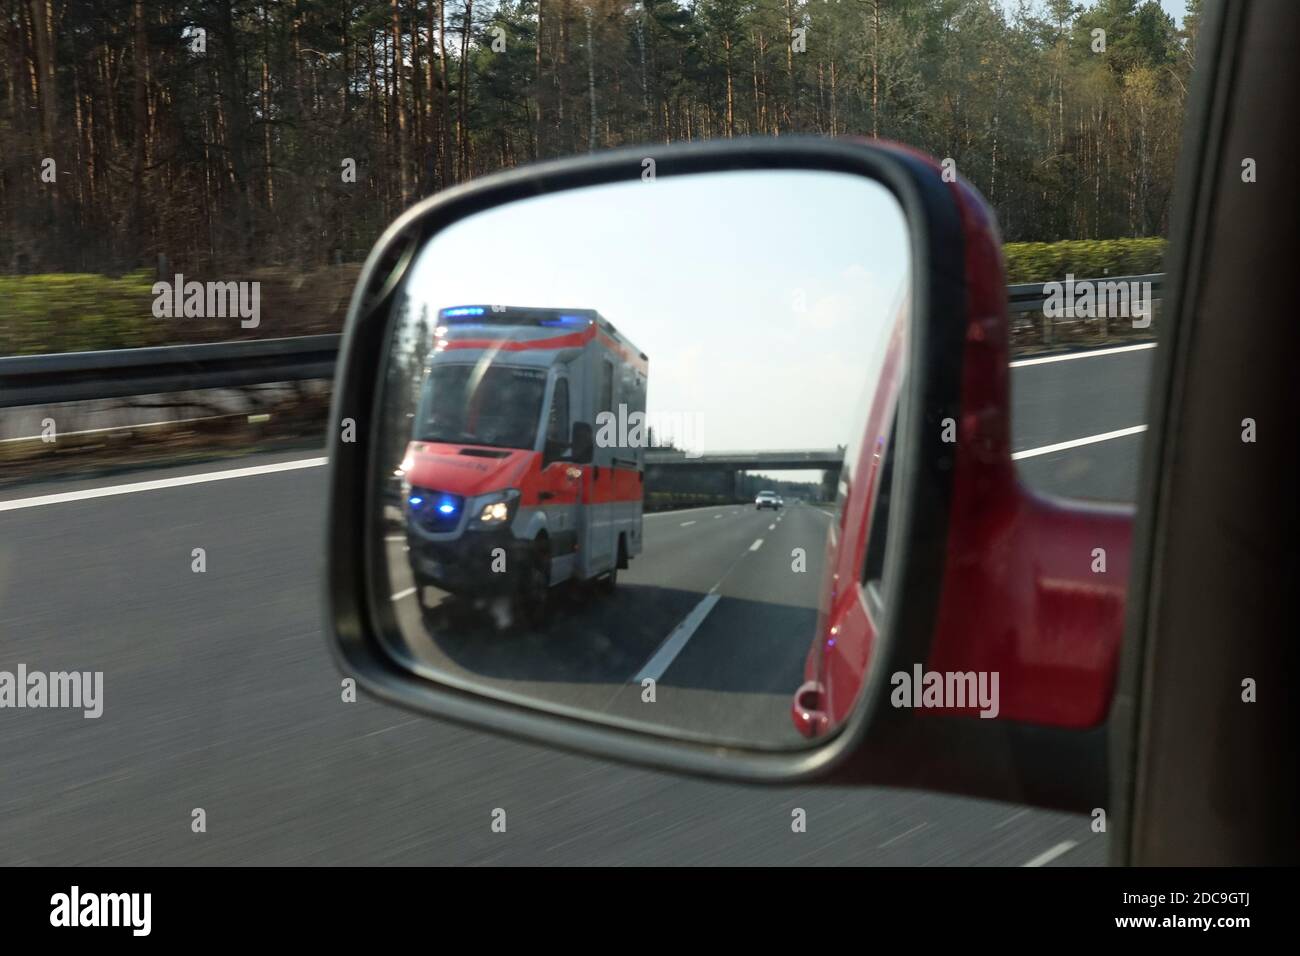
[391,587,416,601]
[1012,424,1147,461]
[629,512,771,683]
[680,520,697,527]
[878,822,928,849]
[632,593,722,683]
[360,717,422,739]
[713,514,722,519]
[993,809,1030,830]
[768,523,776,531]
[0,457,328,513]
[646,504,730,520]
[1010,342,1156,367]
[1022,840,1078,867]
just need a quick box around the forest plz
[2,0,1198,275]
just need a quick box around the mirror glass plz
[373,169,910,749]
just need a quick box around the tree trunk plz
[411,1,425,191]
[784,0,795,132]
[723,32,734,137]
[457,0,472,180]
[636,9,649,139]
[535,0,545,157]
[585,4,597,151]
[871,0,880,138]
[261,5,274,211]
[391,0,409,205]
[215,0,253,262]
[438,0,451,188]
[129,0,147,253]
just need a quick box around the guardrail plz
[0,274,1164,408]
[1007,273,1163,347]
[0,335,340,408]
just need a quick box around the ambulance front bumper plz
[406,527,529,594]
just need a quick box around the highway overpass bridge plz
[644,448,843,503]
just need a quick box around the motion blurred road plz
[389,500,831,746]
[0,345,1151,864]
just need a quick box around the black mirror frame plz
[325,136,966,784]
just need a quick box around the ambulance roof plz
[436,305,647,362]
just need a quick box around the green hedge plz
[0,266,357,356]
[2,245,1166,356]
[0,271,162,356]
[1002,238,1166,284]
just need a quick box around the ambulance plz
[399,305,648,623]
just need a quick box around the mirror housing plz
[326,136,1129,811]
[327,136,964,785]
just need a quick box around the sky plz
[396,169,911,462]
[998,0,1187,26]
[1158,0,1187,22]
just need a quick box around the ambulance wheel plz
[516,541,551,628]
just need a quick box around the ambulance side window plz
[547,378,570,444]
[600,360,614,420]
[630,370,647,464]
[599,360,615,449]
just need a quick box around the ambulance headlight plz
[469,489,521,529]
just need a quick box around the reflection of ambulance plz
[400,305,647,622]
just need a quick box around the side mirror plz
[569,421,594,464]
[326,136,1129,813]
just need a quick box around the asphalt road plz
[388,501,829,747]
[0,344,1151,865]
[1010,344,1152,501]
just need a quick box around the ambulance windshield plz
[414,363,547,451]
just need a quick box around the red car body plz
[797,144,1135,737]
